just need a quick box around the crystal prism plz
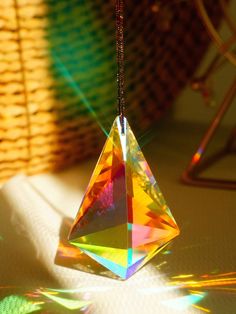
[68,116,180,279]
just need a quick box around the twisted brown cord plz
[116,0,125,133]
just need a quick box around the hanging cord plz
[116,0,125,134]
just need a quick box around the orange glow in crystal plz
[68,116,180,279]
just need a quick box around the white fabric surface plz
[1,121,235,313]
[0,174,194,314]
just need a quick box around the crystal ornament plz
[68,116,180,279]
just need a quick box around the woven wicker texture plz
[0,0,222,182]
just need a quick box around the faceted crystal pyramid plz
[68,116,180,279]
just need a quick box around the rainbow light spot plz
[191,148,204,164]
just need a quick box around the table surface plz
[1,119,236,314]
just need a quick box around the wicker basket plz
[0,0,222,182]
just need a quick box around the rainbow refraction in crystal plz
[68,116,180,279]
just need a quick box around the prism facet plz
[68,116,180,279]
